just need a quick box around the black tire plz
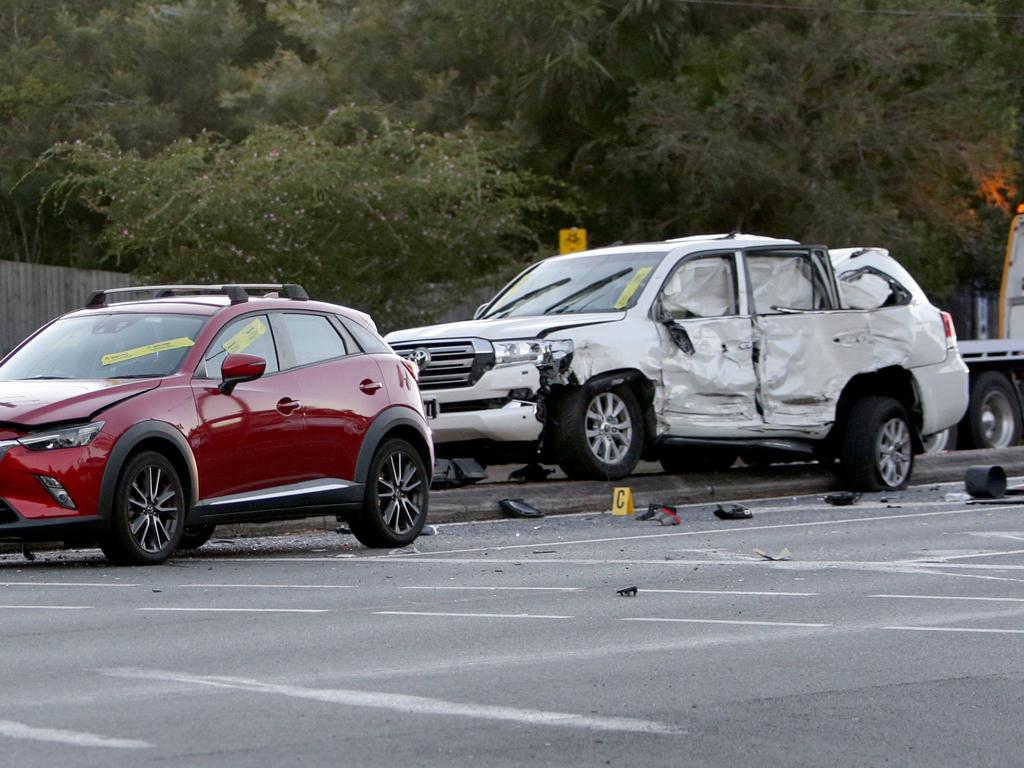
[661,447,737,474]
[350,438,428,548]
[963,372,1021,450]
[839,396,914,491]
[178,524,216,551]
[99,451,186,565]
[553,384,644,480]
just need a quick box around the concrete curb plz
[214,446,1024,537]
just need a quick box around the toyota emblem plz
[410,347,432,369]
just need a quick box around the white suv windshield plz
[0,313,206,380]
[483,252,665,319]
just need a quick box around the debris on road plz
[499,498,545,518]
[508,463,555,483]
[617,586,638,597]
[654,508,681,526]
[336,525,352,535]
[824,491,860,506]
[635,504,660,521]
[713,503,752,520]
[532,549,556,554]
[420,525,439,536]
[754,547,792,561]
[432,458,488,489]
[944,492,971,502]
[965,465,1008,499]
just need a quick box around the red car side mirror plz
[219,353,266,395]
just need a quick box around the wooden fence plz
[0,261,132,355]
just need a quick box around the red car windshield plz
[0,313,207,380]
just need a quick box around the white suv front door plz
[656,251,762,434]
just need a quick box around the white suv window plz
[661,255,737,319]
[747,251,833,312]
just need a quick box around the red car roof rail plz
[84,283,310,308]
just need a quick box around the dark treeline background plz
[1,0,1020,329]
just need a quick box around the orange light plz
[1017,202,1024,215]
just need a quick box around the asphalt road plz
[3,478,1024,767]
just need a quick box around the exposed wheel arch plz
[831,367,923,454]
[353,407,432,486]
[98,422,199,526]
[549,368,658,455]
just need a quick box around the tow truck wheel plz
[964,372,1021,450]
[554,384,643,480]
[840,396,913,491]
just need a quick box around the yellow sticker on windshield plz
[221,317,267,354]
[612,267,653,309]
[101,337,195,366]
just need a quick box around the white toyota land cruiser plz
[387,234,968,490]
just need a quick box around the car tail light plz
[400,357,419,382]
[941,311,957,347]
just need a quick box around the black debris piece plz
[824,492,860,506]
[335,526,351,535]
[713,503,752,520]
[508,463,555,483]
[499,498,544,518]
[617,586,638,597]
[635,504,660,521]
[431,458,488,489]
[754,547,792,561]
[965,465,1008,499]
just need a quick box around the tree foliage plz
[2,0,1021,325]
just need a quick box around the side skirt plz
[188,479,364,525]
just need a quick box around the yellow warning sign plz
[101,337,195,366]
[222,317,267,354]
[559,227,587,254]
[613,266,653,309]
[611,487,635,516]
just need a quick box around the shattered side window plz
[660,256,737,319]
[839,268,911,310]
[747,252,832,312]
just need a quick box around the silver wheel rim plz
[377,451,424,535]
[127,465,180,554]
[877,417,911,487]
[980,390,1015,448]
[922,428,952,454]
[585,391,633,465]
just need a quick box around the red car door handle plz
[276,397,302,415]
[359,379,383,394]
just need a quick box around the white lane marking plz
[0,604,90,610]
[138,607,327,614]
[372,507,1013,557]
[622,617,831,628]
[183,584,355,589]
[374,611,571,619]
[873,594,1024,604]
[0,582,136,588]
[400,586,583,592]
[899,548,1024,563]
[885,626,1024,636]
[103,668,680,735]
[0,720,149,749]
[640,589,819,596]
[197,507,1001,565]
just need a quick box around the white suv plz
[387,234,968,490]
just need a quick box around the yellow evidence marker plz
[611,487,635,516]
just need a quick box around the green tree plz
[44,108,577,329]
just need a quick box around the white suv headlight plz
[492,339,573,368]
[18,422,105,451]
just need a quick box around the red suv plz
[0,284,433,564]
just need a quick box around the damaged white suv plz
[387,234,968,490]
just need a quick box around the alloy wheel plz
[126,464,181,554]
[877,417,911,488]
[376,450,425,535]
[584,391,633,465]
